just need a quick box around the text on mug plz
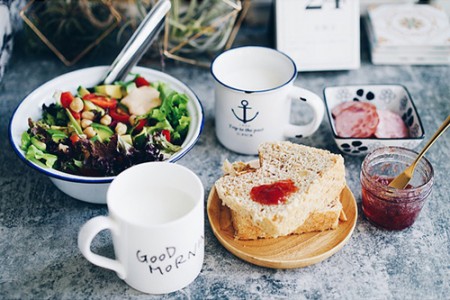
[229,123,264,137]
[136,235,204,276]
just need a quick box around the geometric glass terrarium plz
[163,0,250,67]
[20,0,121,66]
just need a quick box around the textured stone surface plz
[1,15,449,300]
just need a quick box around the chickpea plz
[81,119,92,129]
[129,115,137,126]
[81,111,95,121]
[83,126,97,138]
[70,97,84,113]
[100,114,112,126]
[115,122,127,136]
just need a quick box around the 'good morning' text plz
[136,235,204,276]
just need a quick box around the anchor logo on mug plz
[232,100,259,124]
[211,46,325,155]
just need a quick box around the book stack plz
[365,4,450,65]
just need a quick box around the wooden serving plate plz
[207,185,357,269]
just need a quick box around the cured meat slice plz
[375,109,409,138]
[334,102,379,138]
[331,101,357,117]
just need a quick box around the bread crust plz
[215,142,346,239]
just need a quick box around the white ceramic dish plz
[323,84,424,156]
[9,66,204,204]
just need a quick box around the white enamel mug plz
[211,46,325,155]
[78,162,204,294]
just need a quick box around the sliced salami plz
[334,102,379,138]
[375,109,409,138]
[332,101,358,117]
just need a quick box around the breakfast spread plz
[20,74,191,177]
[214,141,347,240]
[5,1,446,294]
[332,101,409,138]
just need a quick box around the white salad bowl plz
[324,84,424,156]
[9,66,204,204]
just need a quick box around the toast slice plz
[214,141,346,239]
[230,196,342,240]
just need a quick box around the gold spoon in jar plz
[389,115,450,189]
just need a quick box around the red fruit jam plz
[360,147,434,231]
[362,177,422,230]
[250,179,298,205]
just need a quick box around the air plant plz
[167,0,241,54]
[114,0,156,43]
[23,0,118,63]
[36,0,114,39]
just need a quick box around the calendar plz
[275,0,360,71]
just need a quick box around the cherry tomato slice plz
[70,133,80,144]
[61,91,74,108]
[109,107,130,123]
[82,94,117,109]
[70,110,81,120]
[135,119,147,131]
[161,129,171,142]
[135,76,150,87]
[82,93,95,100]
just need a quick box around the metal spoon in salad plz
[102,0,171,84]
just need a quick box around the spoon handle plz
[412,115,450,169]
[102,0,171,84]
[388,114,450,189]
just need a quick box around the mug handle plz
[78,216,126,279]
[284,86,325,138]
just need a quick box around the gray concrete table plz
[1,21,449,299]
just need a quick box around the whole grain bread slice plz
[214,141,346,238]
[230,196,342,240]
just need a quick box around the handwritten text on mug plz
[136,235,204,276]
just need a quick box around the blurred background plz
[1,0,449,81]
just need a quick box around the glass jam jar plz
[360,147,434,230]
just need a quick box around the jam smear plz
[250,179,298,205]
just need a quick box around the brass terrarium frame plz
[20,0,121,66]
[163,0,250,67]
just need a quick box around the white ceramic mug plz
[211,46,325,155]
[78,162,204,294]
